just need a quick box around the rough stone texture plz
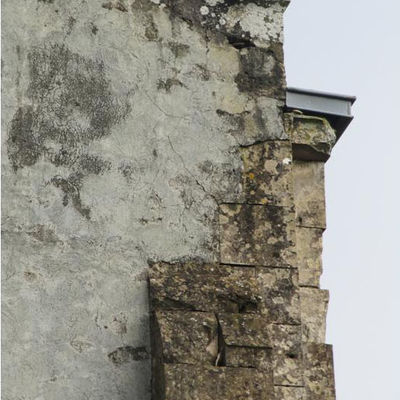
[269,324,303,387]
[218,313,271,347]
[256,267,300,325]
[149,262,259,313]
[285,113,337,162]
[293,161,326,229]
[303,344,336,400]
[239,140,293,206]
[149,263,301,323]
[218,97,288,147]
[300,288,329,343]
[224,346,273,371]
[152,311,218,365]
[274,386,306,400]
[219,204,296,267]
[296,226,323,287]
[161,364,274,400]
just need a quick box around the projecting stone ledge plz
[285,112,337,162]
[149,262,301,324]
[149,262,259,314]
[149,260,310,398]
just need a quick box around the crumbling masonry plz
[3,1,351,399]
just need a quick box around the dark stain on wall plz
[167,42,190,58]
[7,43,131,218]
[102,1,128,13]
[235,45,285,99]
[108,346,149,365]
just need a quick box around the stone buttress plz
[149,119,337,400]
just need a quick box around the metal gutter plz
[286,87,356,140]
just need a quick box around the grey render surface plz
[1,0,287,398]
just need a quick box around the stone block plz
[285,113,336,162]
[274,386,306,400]
[218,313,273,371]
[240,140,293,206]
[224,346,272,371]
[218,313,271,347]
[219,204,296,267]
[149,262,259,313]
[296,227,323,287]
[303,344,336,400]
[257,267,300,325]
[160,364,275,400]
[293,161,326,229]
[269,324,303,387]
[152,311,218,365]
[300,288,329,343]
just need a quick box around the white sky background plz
[284,1,400,399]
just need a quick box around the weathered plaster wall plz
[2,0,290,399]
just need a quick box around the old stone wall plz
[2,0,337,399]
[149,112,337,399]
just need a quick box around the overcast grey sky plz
[285,1,400,399]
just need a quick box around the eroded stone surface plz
[223,2,289,48]
[220,204,296,267]
[218,313,271,347]
[274,386,306,400]
[285,113,337,161]
[257,267,300,325]
[161,0,289,49]
[152,311,218,365]
[161,364,274,400]
[269,324,303,386]
[224,346,273,371]
[303,344,336,400]
[293,161,326,229]
[149,262,259,313]
[300,288,329,343]
[296,227,323,287]
[240,140,293,206]
[217,97,287,146]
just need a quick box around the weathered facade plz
[2,1,351,399]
